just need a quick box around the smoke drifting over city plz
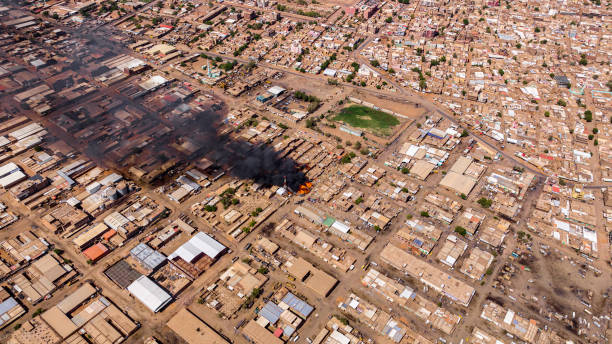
[176,108,308,190]
[18,17,309,190]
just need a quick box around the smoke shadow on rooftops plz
[155,103,308,191]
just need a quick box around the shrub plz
[477,197,492,208]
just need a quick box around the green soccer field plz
[333,105,400,136]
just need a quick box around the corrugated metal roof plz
[104,212,130,230]
[283,325,295,337]
[130,243,166,270]
[169,232,226,262]
[382,321,405,343]
[0,297,18,317]
[0,170,25,187]
[0,162,19,178]
[127,276,172,313]
[99,173,122,186]
[259,301,283,324]
[281,292,313,318]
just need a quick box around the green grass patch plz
[333,105,400,136]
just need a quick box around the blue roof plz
[0,297,18,325]
[130,243,166,270]
[382,322,405,343]
[281,292,313,318]
[260,301,283,324]
[283,325,295,336]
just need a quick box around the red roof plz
[103,229,117,241]
[159,24,173,29]
[83,243,108,262]
[274,328,283,337]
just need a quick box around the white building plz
[127,275,172,313]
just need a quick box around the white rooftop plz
[168,232,226,263]
[127,275,172,313]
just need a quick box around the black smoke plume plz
[174,107,308,190]
[0,1,307,190]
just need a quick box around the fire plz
[296,182,313,195]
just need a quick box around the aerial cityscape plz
[0,0,610,343]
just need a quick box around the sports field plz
[333,105,400,136]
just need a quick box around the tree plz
[454,226,467,236]
[477,198,492,208]
[420,211,430,217]
[462,18,469,25]
[370,59,380,67]
[461,129,469,137]
[584,110,593,122]
[251,288,262,298]
[419,79,427,90]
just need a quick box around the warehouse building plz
[127,275,172,313]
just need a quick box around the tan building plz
[460,248,494,280]
[167,308,229,344]
[285,257,338,297]
[242,320,284,344]
[36,283,137,341]
[380,244,475,307]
